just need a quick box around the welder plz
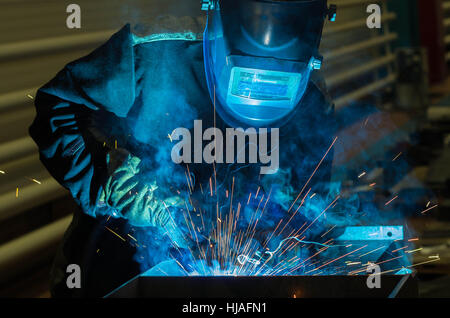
[30,0,337,297]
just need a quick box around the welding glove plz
[98,149,184,233]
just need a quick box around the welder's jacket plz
[30,24,335,297]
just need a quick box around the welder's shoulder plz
[131,15,205,46]
[286,79,336,136]
[39,20,204,117]
[300,80,335,117]
[39,24,136,117]
[130,15,205,65]
[130,24,204,62]
[309,72,335,115]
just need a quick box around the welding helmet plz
[202,0,336,128]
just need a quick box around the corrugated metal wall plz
[0,0,397,282]
[322,0,397,108]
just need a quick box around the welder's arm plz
[29,89,108,218]
[29,90,177,228]
[27,25,186,229]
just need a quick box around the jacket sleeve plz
[29,24,136,217]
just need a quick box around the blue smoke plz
[124,94,435,277]
[90,37,434,277]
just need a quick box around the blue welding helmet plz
[202,0,336,128]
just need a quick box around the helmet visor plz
[204,0,327,127]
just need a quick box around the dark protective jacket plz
[30,24,335,297]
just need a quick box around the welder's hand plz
[98,149,180,227]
